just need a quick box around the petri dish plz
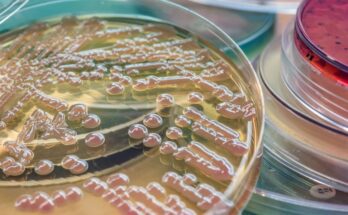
[295,0,348,86]
[0,0,264,214]
[0,0,28,25]
[282,21,348,132]
[171,0,275,60]
[258,37,348,192]
[188,0,301,14]
[245,148,348,215]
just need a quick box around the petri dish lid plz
[172,0,275,60]
[258,36,348,191]
[188,0,301,14]
[282,21,348,132]
[296,0,348,76]
[0,0,28,25]
[245,148,348,215]
[261,36,347,136]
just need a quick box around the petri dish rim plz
[258,36,348,192]
[237,13,274,48]
[259,37,347,137]
[172,0,276,61]
[281,22,348,133]
[250,148,348,214]
[295,0,348,74]
[188,0,300,14]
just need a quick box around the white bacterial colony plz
[81,172,231,214]
[34,160,55,176]
[14,187,83,213]
[162,172,233,211]
[61,155,88,175]
[85,132,105,148]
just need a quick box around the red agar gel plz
[295,0,348,86]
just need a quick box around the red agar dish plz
[295,0,348,86]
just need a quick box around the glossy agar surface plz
[0,4,263,213]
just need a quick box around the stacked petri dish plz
[280,0,348,188]
[246,0,348,214]
[246,36,348,214]
[283,0,348,131]
[0,0,264,214]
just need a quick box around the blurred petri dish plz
[0,0,264,214]
[245,148,348,215]
[282,21,348,132]
[0,0,28,25]
[295,0,348,86]
[172,0,275,60]
[188,0,301,14]
[258,37,348,192]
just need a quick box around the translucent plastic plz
[246,149,348,215]
[0,0,264,214]
[259,37,348,192]
[281,22,348,132]
[188,0,301,13]
[0,0,28,25]
[172,0,275,60]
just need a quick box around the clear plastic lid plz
[246,148,348,215]
[188,0,301,14]
[282,21,348,132]
[259,36,348,192]
[0,0,28,25]
[172,0,275,60]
